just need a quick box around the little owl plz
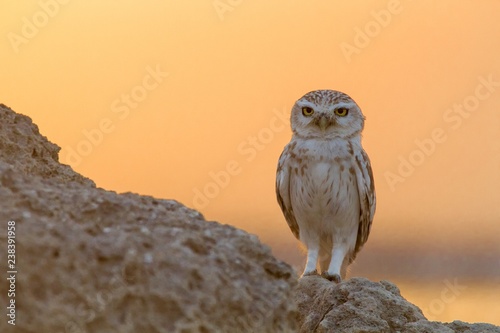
[276,90,376,282]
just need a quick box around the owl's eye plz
[302,107,314,116]
[334,108,349,117]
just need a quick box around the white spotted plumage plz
[276,90,375,282]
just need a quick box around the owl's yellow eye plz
[334,108,349,117]
[302,107,314,116]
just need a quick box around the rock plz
[294,276,500,333]
[1,104,498,333]
[444,321,500,333]
[0,104,94,187]
[0,105,298,333]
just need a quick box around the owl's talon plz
[321,272,342,283]
[301,270,318,277]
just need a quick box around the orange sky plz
[1,0,499,324]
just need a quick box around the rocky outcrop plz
[0,104,298,333]
[294,276,500,333]
[1,104,499,333]
[0,103,94,187]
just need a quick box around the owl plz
[276,90,375,282]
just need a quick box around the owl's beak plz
[316,115,333,131]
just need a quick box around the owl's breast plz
[289,151,360,230]
[292,159,356,205]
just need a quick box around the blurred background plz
[1,0,499,324]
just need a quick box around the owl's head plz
[290,90,365,139]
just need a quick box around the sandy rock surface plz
[295,276,500,333]
[0,104,94,187]
[0,104,298,333]
[1,104,498,333]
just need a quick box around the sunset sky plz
[1,0,499,324]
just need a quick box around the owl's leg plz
[302,245,319,277]
[318,239,333,273]
[321,244,348,283]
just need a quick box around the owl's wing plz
[353,149,376,256]
[276,148,300,239]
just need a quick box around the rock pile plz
[0,104,498,333]
[294,276,500,333]
[0,104,298,333]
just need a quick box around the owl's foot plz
[321,272,342,283]
[301,269,318,277]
